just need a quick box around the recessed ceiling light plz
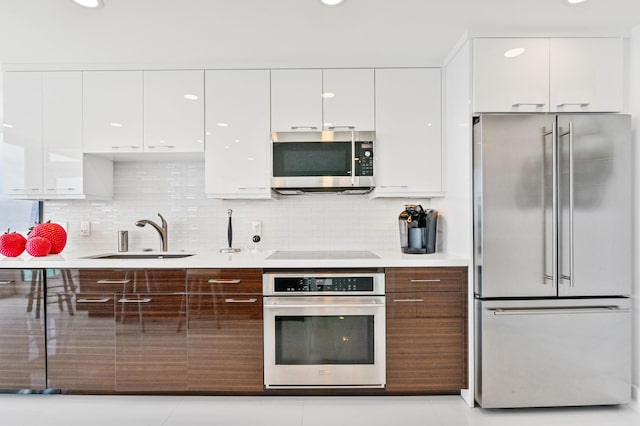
[217,122,229,127]
[72,0,104,9]
[2,123,13,128]
[320,0,345,6]
[183,94,198,100]
[566,0,587,4]
[109,122,123,127]
[321,92,335,98]
[504,47,525,58]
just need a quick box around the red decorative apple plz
[0,229,27,257]
[25,236,52,257]
[28,221,67,254]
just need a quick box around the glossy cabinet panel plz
[549,38,624,112]
[473,37,624,113]
[144,70,205,153]
[322,69,374,130]
[271,69,323,131]
[186,268,263,392]
[83,71,144,153]
[372,68,443,197]
[3,72,43,196]
[473,38,549,113]
[385,267,467,393]
[205,70,271,198]
[42,72,84,196]
[0,269,46,389]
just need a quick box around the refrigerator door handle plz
[543,125,557,288]
[559,122,575,288]
[490,306,630,316]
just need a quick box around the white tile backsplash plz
[44,161,429,254]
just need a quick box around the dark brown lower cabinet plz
[0,269,46,390]
[186,269,263,392]
[385,267,468,393]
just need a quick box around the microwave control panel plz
[356,142,374,176]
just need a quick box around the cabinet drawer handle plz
[146,145,176,149]
[98,279,130,284]
[379,185,408,189]
[556,103,590,107]
[238,187,267,190]
[327,125,356,130]
[47,188,76,191]
[409,279,441,283]
[0,280,14,285]
[10,188,24,191]
[208,279,241,284]
[393,298,424,303]
[224,298,257,303]
[118,298,151,303]
[111,145,141,150]
[77,298,111,303]
[512,103,545,107]
[290,126,318,130]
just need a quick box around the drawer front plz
[187,268,262,294]
[386,267,467,293]
[78,269,186,293]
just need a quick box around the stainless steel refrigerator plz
[473,114,632,408]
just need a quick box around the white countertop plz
[0,249,468,269]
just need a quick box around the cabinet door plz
[187,293,263,392]
[116,292,187,392]
[205,70,271,198]
[550,38,624,112]
[385,267,467,393]
[83,71,143,153]
[271,69,322,131]
[473,38,549,113]
[42,72,84,196]
[144,70,205,153]
[373,68,442,197]
[0,269,46,389]
[3,72,43,196]
[47,269,116,391]
[186,269,263,392]
[322,69,374,130]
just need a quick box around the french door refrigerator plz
[473,114,632,408]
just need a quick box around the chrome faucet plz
[135,213,168,252]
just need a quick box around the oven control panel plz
[273,276,374,293]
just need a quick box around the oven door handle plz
[264,302,384,309]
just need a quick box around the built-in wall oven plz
[263,270,385,389]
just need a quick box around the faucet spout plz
[135,213,168,251]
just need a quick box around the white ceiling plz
[0,0,639,69]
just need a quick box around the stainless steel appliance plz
[271,130,375,194]
[473,114,632,408]
[263,270,385,388]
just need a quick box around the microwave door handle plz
[351,130,356,186]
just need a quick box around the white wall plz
[43,161,431,254]
[629,25,640,410]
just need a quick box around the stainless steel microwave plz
[271,130,375,195]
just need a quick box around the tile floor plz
[1,394,639,426]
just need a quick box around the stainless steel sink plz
[85,253,194,260]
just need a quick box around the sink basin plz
[85,253,194,260]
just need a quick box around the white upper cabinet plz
[549,38,624,112]
[83,71,143,153]
[3,72,43,196]
[205,70,271,199]
[270,68,374,131]
[473,38,549,113]
[42,72,83,196]
[371,68,443,198]
[322,69,375,130]
[473,37,624,113]
[3,71,112,200]
[144,70,204,153]
[271,69,322,131]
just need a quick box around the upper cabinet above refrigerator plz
[473,38,624,113]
